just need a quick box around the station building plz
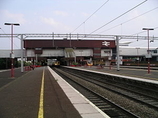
[24,39,116,65]
[0,39,158,69]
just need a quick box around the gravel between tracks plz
[61,69,158,118]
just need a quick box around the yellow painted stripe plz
[38,68,45,118]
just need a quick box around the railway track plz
[53,67,140,118]
[54,67,158,118]
[63,68,158,110]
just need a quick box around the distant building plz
[24,39,116,65]
[0,39,157,68]
[119,47,158,65]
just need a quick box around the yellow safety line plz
[38,68,45,118]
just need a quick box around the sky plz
[0,0,158,49]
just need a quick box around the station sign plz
[102,41,110,47]
[145,54,152,58]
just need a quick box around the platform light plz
[142,28,154,74]
[4,23,20,77]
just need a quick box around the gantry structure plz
[0,33,158,72]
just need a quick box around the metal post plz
[21,34,24,72]
[136,47,140,66]
[116,36,120,71]
[36,54,38,64]
[147,30,150,74]
[108,50,112,70]
[11,25,14,77]
[70,33,71,47]
[52,32,54,47]
[4,23,20,77]
[142,28,154,74]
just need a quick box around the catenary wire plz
[131,26,158,36]
[0,28,19,49]
[90,0,147,34]
[71,0,109,33]
[126,26,158,44]
[100,6,158,33]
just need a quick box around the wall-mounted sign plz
[102,41,110,47]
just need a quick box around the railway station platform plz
[71,65,158,83]
[0,67,108,118]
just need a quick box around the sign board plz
[102,41,110,47]
[145,54,152,58]
[115,56,122,65]
[10,53,15,58]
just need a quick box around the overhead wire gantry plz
[0,33,158,72]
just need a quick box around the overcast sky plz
[0,0,158,49]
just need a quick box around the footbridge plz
[0,49,23,58]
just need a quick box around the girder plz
[0,33,158,40]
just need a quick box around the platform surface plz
[0,67,109,118]
[70,66,158,83]
[0,67,82,118]
[48,67,109,118]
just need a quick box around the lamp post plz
[136,47,140,66]
[142,28,154,74]
[4,23,20,77]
